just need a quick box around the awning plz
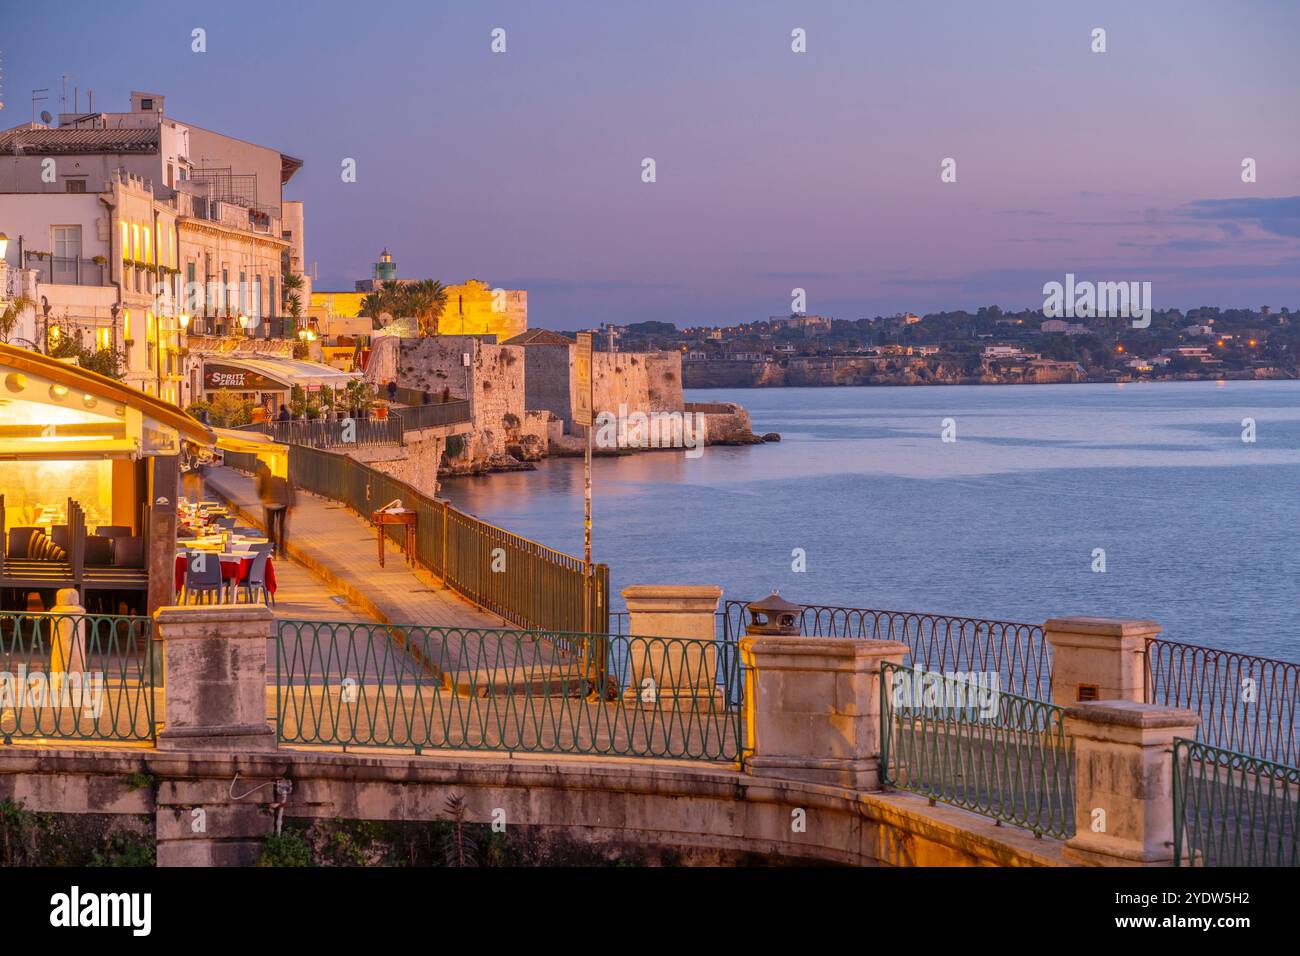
[210,426,288,478]
[0,343,213,460]
[202,355,360,392]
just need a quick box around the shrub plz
[257,831,313,867]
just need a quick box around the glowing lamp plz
[178,312,191,330]
[0,232,8,260]
[238,313,251,330]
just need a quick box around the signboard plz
[203,363,287,392]
[574,332,593,426]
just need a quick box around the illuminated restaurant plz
[0,343,285,614]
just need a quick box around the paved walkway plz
[203,466,506,631]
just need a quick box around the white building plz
[0,91,306,405]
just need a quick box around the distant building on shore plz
[310,249,527,341]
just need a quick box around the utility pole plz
[575,332,594,636]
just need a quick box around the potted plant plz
[373,403,389,421]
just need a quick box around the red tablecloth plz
[175,554,277,594]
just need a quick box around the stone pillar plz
[621,585,723,701]
[741,636,909,790]
[1045,616,1160,708]
[1065,701,1199,866]
[154,604,276,751]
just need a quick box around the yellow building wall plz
[311,282,527,342]
[438,281,528,341]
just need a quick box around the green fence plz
[0,612,155,743]
[880,661,1075,839]
[275,619,742,762]
[1173,737,1300,867]
[227,444,608,634]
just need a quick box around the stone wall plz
[522,342,575,431]
[354,436,444,498]
[392,335,526,461]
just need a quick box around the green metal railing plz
[274,619,742,762]
[0,612,155,743]
[1149,639,1300,767]
[1172,737,1300,866]
[724,600,1052,701]
[226,444,608,634]
[880,661,1075,839]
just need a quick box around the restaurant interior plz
[0,343,287,616]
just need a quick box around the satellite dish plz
[40,110,52,124]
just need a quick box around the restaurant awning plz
[0,342,214,460]
[202,355,361,392]
[210,426,289,478]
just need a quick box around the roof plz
[502,329,573,346]
[0,125,160,156]
[200,355,360,389]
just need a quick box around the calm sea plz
[440,381,1300,660]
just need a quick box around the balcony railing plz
[392,400,471,430]
[238,417,403,448]
[28,256,109,287]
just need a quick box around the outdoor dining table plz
[174,550,277,595]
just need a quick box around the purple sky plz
[6,0,1299,328]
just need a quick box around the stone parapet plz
[1063,700,1199,866]
[742,635,909,790]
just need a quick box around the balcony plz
[28,256,109,287]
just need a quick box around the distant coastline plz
[681,357,1295,389]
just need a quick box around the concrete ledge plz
[0,743,1068,867]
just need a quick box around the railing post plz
[1064,701,1200,866]
[154,604,276,751]
[621,585,722,701]
[740,635,909,789]
[1045,616,1160,707]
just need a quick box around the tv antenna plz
[31,88,48,123]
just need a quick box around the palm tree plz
[0,294,35,344]
[360,290,390,330]
[405,279,448,336]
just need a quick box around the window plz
[140,98,153,111]
[123,309,132,341]
[96,327,111,351]
[143,227,151,264]
[120,221,129,256]
[65,179,87,194]
[166,163,174,189]
[131,223,139,260]
[186,262,196,311]
[52,226,82,260]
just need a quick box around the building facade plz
[0,91,305,405]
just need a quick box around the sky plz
[3,0,1299,329]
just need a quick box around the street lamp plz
[237,312,251,335]
[0,232,9,260]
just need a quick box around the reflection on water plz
[442,381,1300,660]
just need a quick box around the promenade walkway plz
[202,465,506,631]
